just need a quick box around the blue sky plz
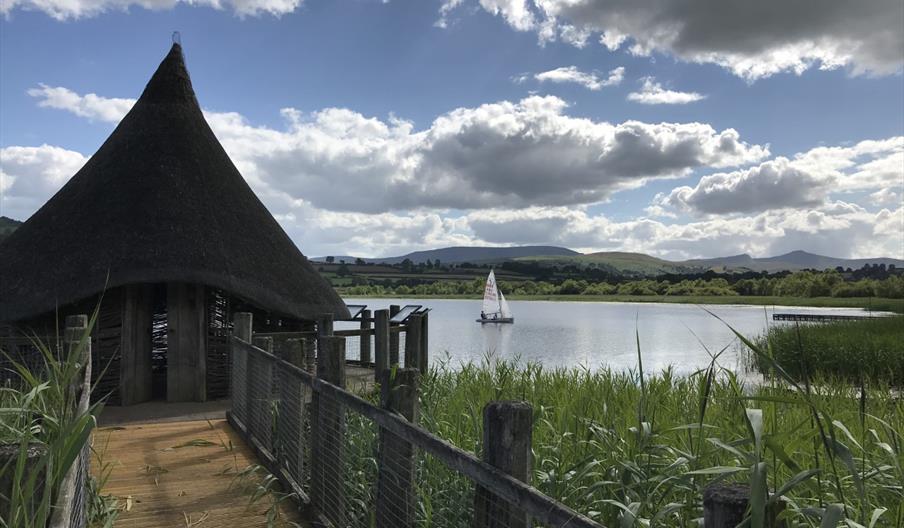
[1,0,903,259]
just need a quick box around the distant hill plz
[683,251,904,273]
[516,250,904,275]
[517,252,702,275]
[313,246,578,265]
[0,216,22,243]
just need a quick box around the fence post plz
[473,401,533,528]
[389,305,400,366]
[284,338,304,368]
[403,314,422,373]
[232,313,252,426]
[316,313,334,368]
[419,311,429,374]
[374,309,390,402]
[703,485,785,528]
[359,309,372,363]
[310,335,347,525]
[234,312,253,342]
[376,368,419,528]
[278,338,305,487]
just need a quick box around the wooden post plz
[419,311,429,374]
[311,336,347,525]
[166,283,207,402]
[234,312,253,342]
[232,313,252,425]
[374,309,390,399]
[316,313,334,370]
[120,284,153,406]
[389,305,400,366]
[403,314,422,373]
[703,485,785,528]
[284,338,304,368]
[301,320,316,374]
[473,401,533,528]
[359,309,372,363]
[279,338,305,485]
[376,369,419,528]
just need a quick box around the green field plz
[338,292,904,313]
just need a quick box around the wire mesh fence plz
[229,310,603,528]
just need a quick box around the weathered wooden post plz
[403,314,424,374]
[316,313,334,370]
[359,309,372,364]
[232,312,253,425]
[376,368,419,528]
[278,338,305,485]
[473,401,533,528]
[703,484,785,528]
[301,320,316,374]
[374,309,390,394]
[389,305,400,366]
[419,311,429,374]
[234,312,253,342]
[51,314,92,528]
[310,335,347,525]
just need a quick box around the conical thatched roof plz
[0,43,349,323]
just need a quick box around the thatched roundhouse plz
[0,43,349,405]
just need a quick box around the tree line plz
[339,269,904,299]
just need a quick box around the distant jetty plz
[773,313,875,322]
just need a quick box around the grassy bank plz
[342,354,904,527]
[339,292,904,313]
[754,315,904,385]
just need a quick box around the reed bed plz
[753,316,904,385]
[345,323,903,527]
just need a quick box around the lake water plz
[341,298,887,377]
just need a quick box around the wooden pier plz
[772,313,873,322]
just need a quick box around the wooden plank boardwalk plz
[773,313,874,322]
[92,419,307,527]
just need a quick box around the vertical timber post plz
[316,313,334,368]
[359,309,372,363]
[301,320,316,373]
[389,305,400,366]
[280,338,305,485]
[473,401,533,528]
[703,485,785,528]
[403,314,422,372]
[311,335,347,524]
[374,309,390,397]
[419,311,429,375]
[376,368,419,528]
[232,312,253,426]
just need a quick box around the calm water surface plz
[341,298,885,376]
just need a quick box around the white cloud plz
[26,85,769,213]
[27,84,135,122]
[533,65,624,90]
[627,77,705,105]
[658,137,904,215]
[1,0,300,19]
[0,145,89,221]
[439,0,904,80]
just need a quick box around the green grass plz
[753,316,904,385]
[340,327,903,527]
[339,292,904,313]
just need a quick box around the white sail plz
[482,270,500,316]
[499,291,512,319]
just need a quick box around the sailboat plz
[476,270,514,324]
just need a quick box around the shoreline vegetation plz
[338,291,904,313]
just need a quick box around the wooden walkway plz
[92,419,307,527]
[773,313,874,322]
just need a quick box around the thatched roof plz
[0,43,349,323]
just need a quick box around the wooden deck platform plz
[92,419,307,527]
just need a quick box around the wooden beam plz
[167,283,207,402]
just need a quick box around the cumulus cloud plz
[533,66,624,90]
[438,0,904,80]
[0,145,89,221]
[658,137,904,215]
[1,0,299,19]
[26,85,769,213]
[27,84,134,122]
[627,77,705,105]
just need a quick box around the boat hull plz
[476,318,514,324]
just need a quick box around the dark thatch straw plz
[0,43,349,323]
